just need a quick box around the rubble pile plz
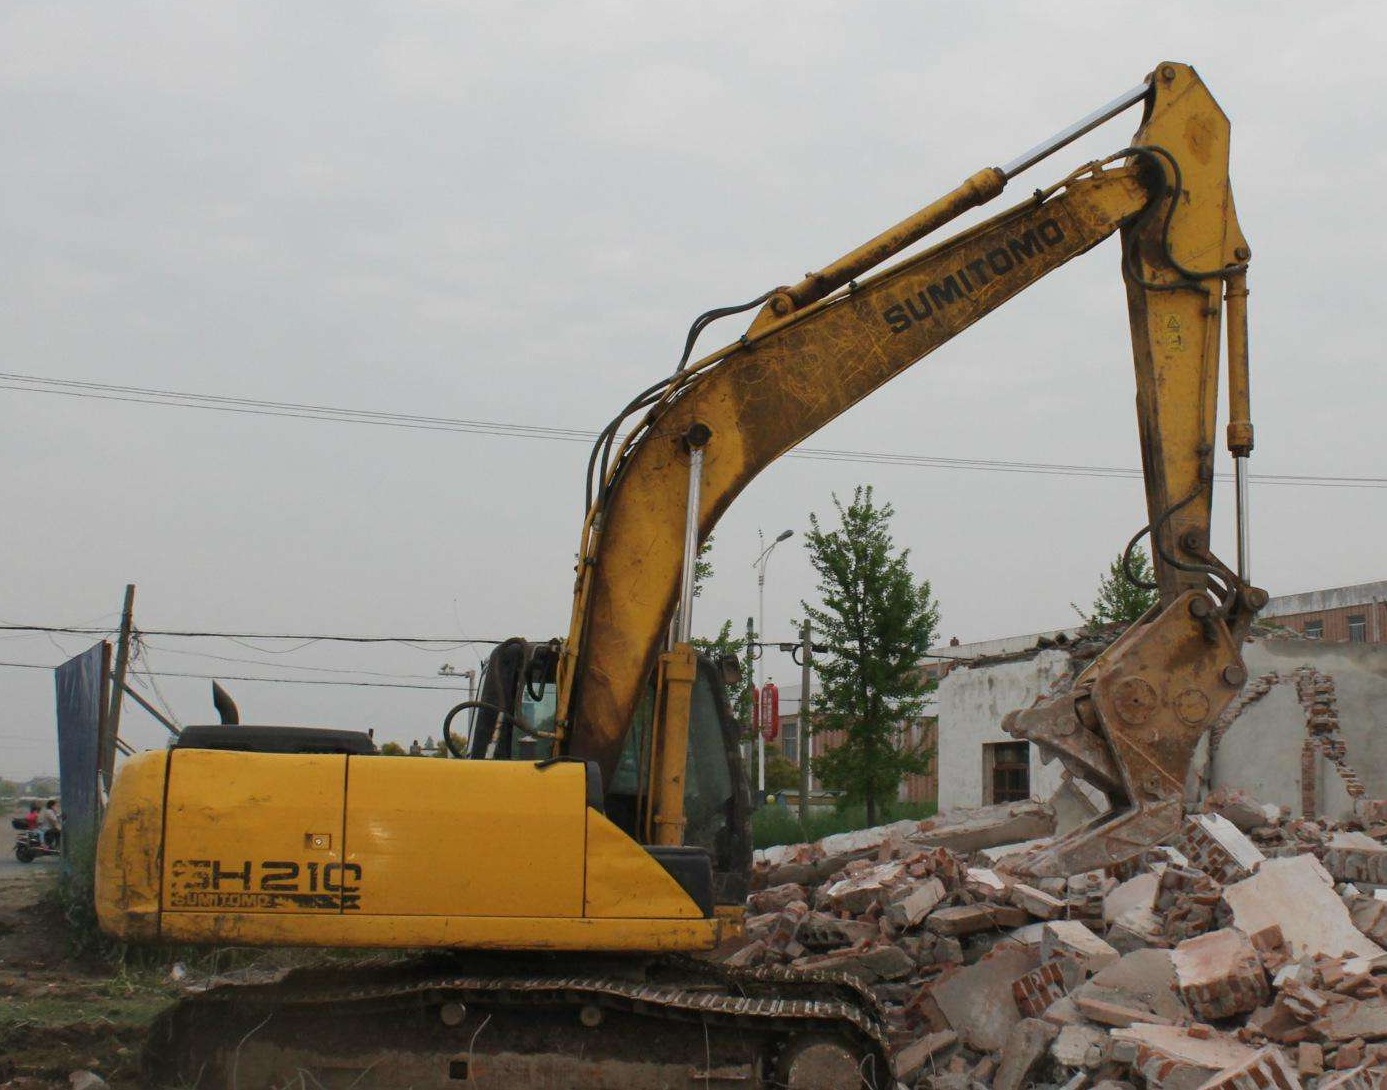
[739,791,1387,1088]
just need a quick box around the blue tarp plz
[53,642,109,855]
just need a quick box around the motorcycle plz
[10,818,60,863]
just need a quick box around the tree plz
[802,486,940,826]
[1081,546,1159,625]
[378,741,406,756]
[763,752,801,793]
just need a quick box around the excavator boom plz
[558,62,1262,873]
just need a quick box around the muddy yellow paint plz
[161,750,346,914]
[344,757,586,918]
[157,911,724,950]
[583,809,703,920]
[99,751,717,950]
[95,750,167,941]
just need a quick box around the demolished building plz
[931,635,1387,822]
[739,794,1387,1088]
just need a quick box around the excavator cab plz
[464,639,752,905]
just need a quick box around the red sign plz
[759,682,780,742]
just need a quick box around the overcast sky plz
[3,2,1383,777]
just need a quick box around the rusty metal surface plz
[1006,589,1256,878]
[143,955,893,1089]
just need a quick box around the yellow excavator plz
[98,62,1264,1088]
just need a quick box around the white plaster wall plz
[1209,683,1305,811]
[936,649,1073,811]
[1231,639,1387,819]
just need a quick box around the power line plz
[0,623,502,645]
[0,659,470,692]
[136,638,445,680]
[4,372,1384,489]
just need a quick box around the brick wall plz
[1271,600,1387,644]
[779,714,938,809]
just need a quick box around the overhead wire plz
[0,658,470,691]
[137,637,446,680]
[0,623,502,645]
[3,372,1383,490]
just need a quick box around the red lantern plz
[759,682,780,742]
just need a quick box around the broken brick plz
[1171,929,1270,1021]
[1192,1045,1299,1090]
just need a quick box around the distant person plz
[24,801,40,830]
[40,799,61,848]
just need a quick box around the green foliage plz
[801,486,940,826]
[752,800,938,850]
[378,741,406,756]
[1081,546,1160,625]
[763,752,801,793]
[48,827,111,961]
[694,536,714,597]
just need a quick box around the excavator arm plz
[556,62,1264,873]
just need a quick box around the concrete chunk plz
[1043,920,1120,974]
[894,1029,958,1083]
[1074,992,1173,1028]
[885,876,947,929]
[817,819,921,859]
[817,860,907,914]
[1310,996,1387,1042]
[1171,929,1270,1021]
[914,800,1056,854]
[994,1018,1059,1090]
[747,882,809,914]
[1051,1022,1109,1069]
[964,866,1010,897]
[931,945,1038,1052]
[927,902,1028,936]
[1104,872,1159,926]
[1112,1024,1257,1090]
[1222,855,1384,960]
[1012,882,1067,920]
[1091,949,1189,1022]
[1109,905,1165,953]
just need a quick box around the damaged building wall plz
[1211,639,1387,820]
[935,649,1071,812]
[935,634,1387,819]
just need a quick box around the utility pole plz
[743,614,756,723]
[798,618,812,827]
[752,529,793,799]
[101,583,135,795]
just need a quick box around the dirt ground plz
[0,860,175,1089]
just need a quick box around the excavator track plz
[143,954,894,1089]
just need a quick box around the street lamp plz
[751,528,794,796]
[438,664,477,704]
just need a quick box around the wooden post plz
[798,619,812,827]
[101,584,135,793]
[121,682,180,737]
